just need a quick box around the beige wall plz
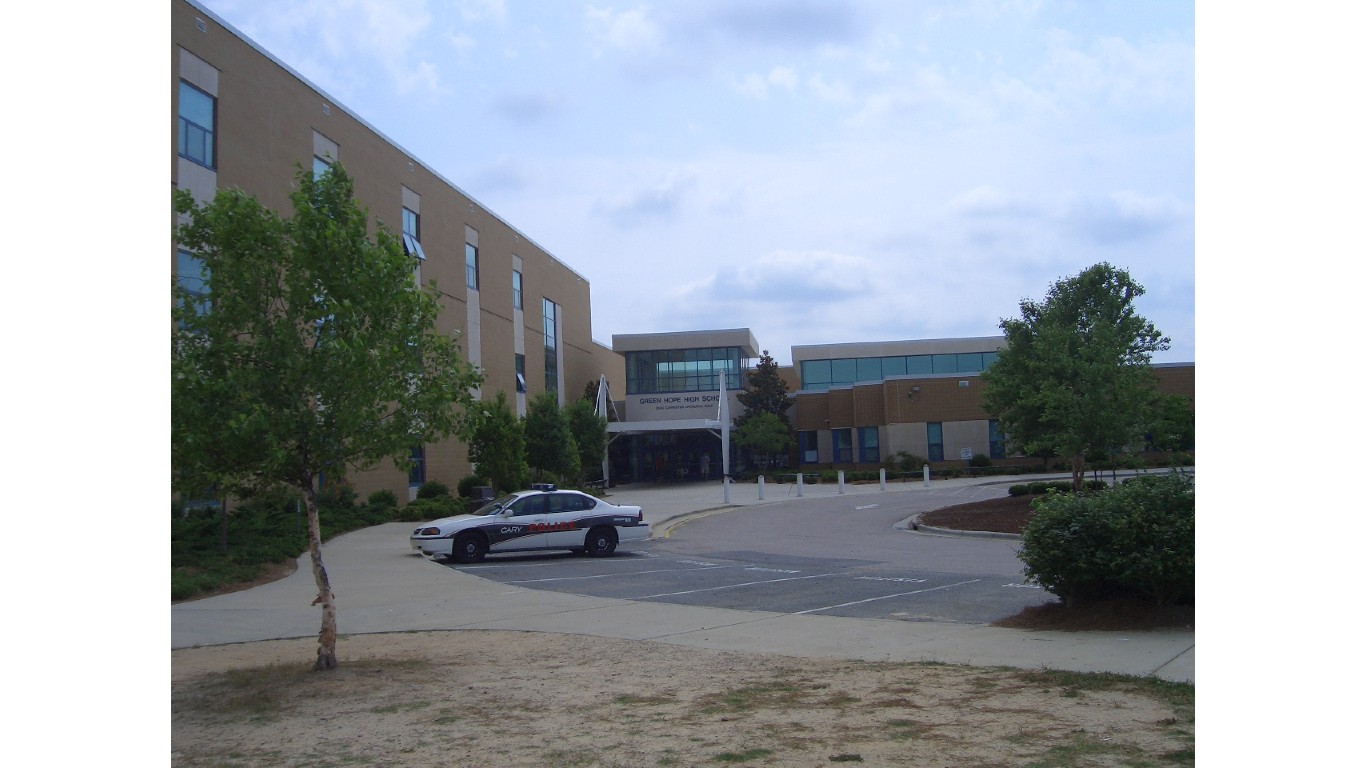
[174,0,619,501]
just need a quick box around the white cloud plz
[585,5,662,55]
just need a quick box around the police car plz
[410,485,650,563]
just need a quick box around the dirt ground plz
[172,631,1193,767]
[172,495,1194,766]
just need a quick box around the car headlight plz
[417,527,442,536]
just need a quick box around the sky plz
[193,0,1195,366]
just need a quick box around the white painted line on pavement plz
[794,578,982,615]
[632,572,840,600]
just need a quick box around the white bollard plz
[879,467,887,491]
[838,470,845,494]
[758,475,766,500]
[797,472,804,497]
[922,464,930,487]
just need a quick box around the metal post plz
[922,464,930,487]
[724,475,731,504]
[879,467,886,491]
[797,472,804,497]
[838,470,845,494]
[758,475,765,500]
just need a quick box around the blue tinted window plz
[831,358,857,385]
[927,422,944,462]
[956,353,983,372]
[856,358,881,382]
[802,360,831,390]
[931,354,957,373]
[906,355,932,374]
[982,351,998,368]
[178,82,215,169]
[882,356,906,376]
[832,429,853,463]
[798,431,819,464]
[857,426,879,463]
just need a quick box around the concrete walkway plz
[171,473,1194,683]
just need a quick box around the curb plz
[896,513,1024,541]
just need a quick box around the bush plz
[968,454,992,468]
[399,495,465,522]
[457,475,489,498]
[366,486,398,511]
[1018,472,1194,607]
[416,481,452,500]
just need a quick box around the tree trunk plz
[1070,454,1085,492]
[302,482,338,671]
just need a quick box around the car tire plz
[450,532,488,564]
[584,526,618,557]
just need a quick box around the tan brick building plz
[173,0,623,502]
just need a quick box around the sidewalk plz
[171,474,1195,683]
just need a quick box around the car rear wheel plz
[450,532,488,564]
[584,526,618,557]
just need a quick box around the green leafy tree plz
[467,391,528,493]
[172,164,482,670]
[736,350,794,427]
[1146,394,1195,456]
[565,398,608,485]
[980,263,1170,491]
[733,411,794,469]
[524,391,577,482]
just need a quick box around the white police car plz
[410,485,650,563]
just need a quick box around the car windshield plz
[473,494,520,516]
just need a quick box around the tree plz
[980,263,1170,492]
[736,350,794,427]
[467,391,528,493]
[733,412,794,469]
[172,164,482,670]
[524,391,578,482]
[565,398,608,485]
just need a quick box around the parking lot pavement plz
[171,475,1195,683]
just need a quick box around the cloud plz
[455,0,505,23]
[731,66,799,99]
[1064,191,1187,245]
[585,5,663,56]
[691,0,867,47]
[489,92,561,124]
[594,169,697,227]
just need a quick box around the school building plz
[173,0,1194,499]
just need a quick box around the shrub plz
[367,489,398,509]
[416,480,452,500]
[400,495,464,522]
[457,475,489,498]
[1019,472,1194,607]
[968,454,992,468]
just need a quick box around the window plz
[624,347,743,395]
[989,420,1006,459]
[832,429,853,464]
[798,431,818,464]
[927,422,944,462]
[178,81,215,169]
[176,249,210,317]
[857,427,880,464]
[543,298,559,393]
[465,242,480,290]
[408,446,426,487]
[401,207,426,260]
[515,353,527,393]
[313,155,331,178]
[512,270,523,309]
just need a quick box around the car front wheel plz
[584,526,618,557]
[450,532,488,564]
